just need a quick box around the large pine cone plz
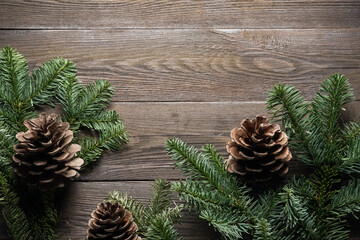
[12,113,83,191]
[87,202,141,240]
[226,115,292,182]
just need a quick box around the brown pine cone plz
[87,202,141,240]
[12,113,83,191]
[226,115,292,182]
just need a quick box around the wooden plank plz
[0,1,359,29]
[78,101,359,181]
[2,181,359,240]
[0,29,359,101]
[0,101,359,238]
[110,101,360,136]
[80,135,313,181]
[81,102,268,181]
[55,181,360,240]
[0,181,219,240]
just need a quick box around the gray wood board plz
[1,181,359,240]
[0,0,359,29]
[0,29,359,102]
[78,101,359,181]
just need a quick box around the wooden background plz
[0,0,360,239]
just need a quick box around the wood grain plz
[80,135,313,181]
[0,181,220,240]
[78,101,359,181]
[54,181,360,240]
[52,180,360,240]
[0,0,359,29]
[0,29,359,101]
[2,181,359,240]
[1,0,360,238]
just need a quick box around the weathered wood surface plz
[79,101,359,181]
[1,0,360,239]
[0,101,358,239]
[0,29,359,101]
[1,0,360,29]
[55,182,221,240]
[0,181,221,240]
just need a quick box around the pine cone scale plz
[230,128,250,146]
[253,151,268,157]
[65,158,84,169]
[275,147,290,160]
[241,119,255,134]
[44,163,59,170]
[53,152,70,161]
[39,178,53,184]
[258,158,276,166]
[41,139,53,147]
[28,170,43,175]
[227,156,246,175]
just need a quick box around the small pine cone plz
[226,115,292,182]
[12,113,83,191]
[87,202,141,240]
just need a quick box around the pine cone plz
[226,115,292,182]
[87,201,141,240]
[12,113,83,191]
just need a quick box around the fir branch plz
[278,186,312,230]
[308,74,354,165]
[0,47,37,132]
[173,180,232,211]
[0,125,16,159]
[0,46,29,104]
[168,139,253,215]
[254,185,317,240]
[166,138,213,182]
[75,79,113,119]
[310,165,338,211]
[24,191,59,240]
[267,84,313,165]
[322,217,349,240]
[340,135,360,175]
[0,109,18,136]
[0,172,31,240]
[253,218,275,240]
[57,75,128,167]
[106,179,182,238]
[0,46,128,240]
[144,219,182,240]
[167,139,248,202]
[26,58,76,107]
[77,136,103,167]
[78,123,128,168]
[200,144,242,196]
[56,78,118,131]
[288,176,315,200]
[155,204,183,224]
[342,121,360,145]
[0,103,36,134]
[149,179,173,216]
[106,191,148,232]
[168,74,359,240]
[308,165,341,239]
[330,179,360,217]
[79,110,121,131]
[56,74,83,125]
[200,209,250,240]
